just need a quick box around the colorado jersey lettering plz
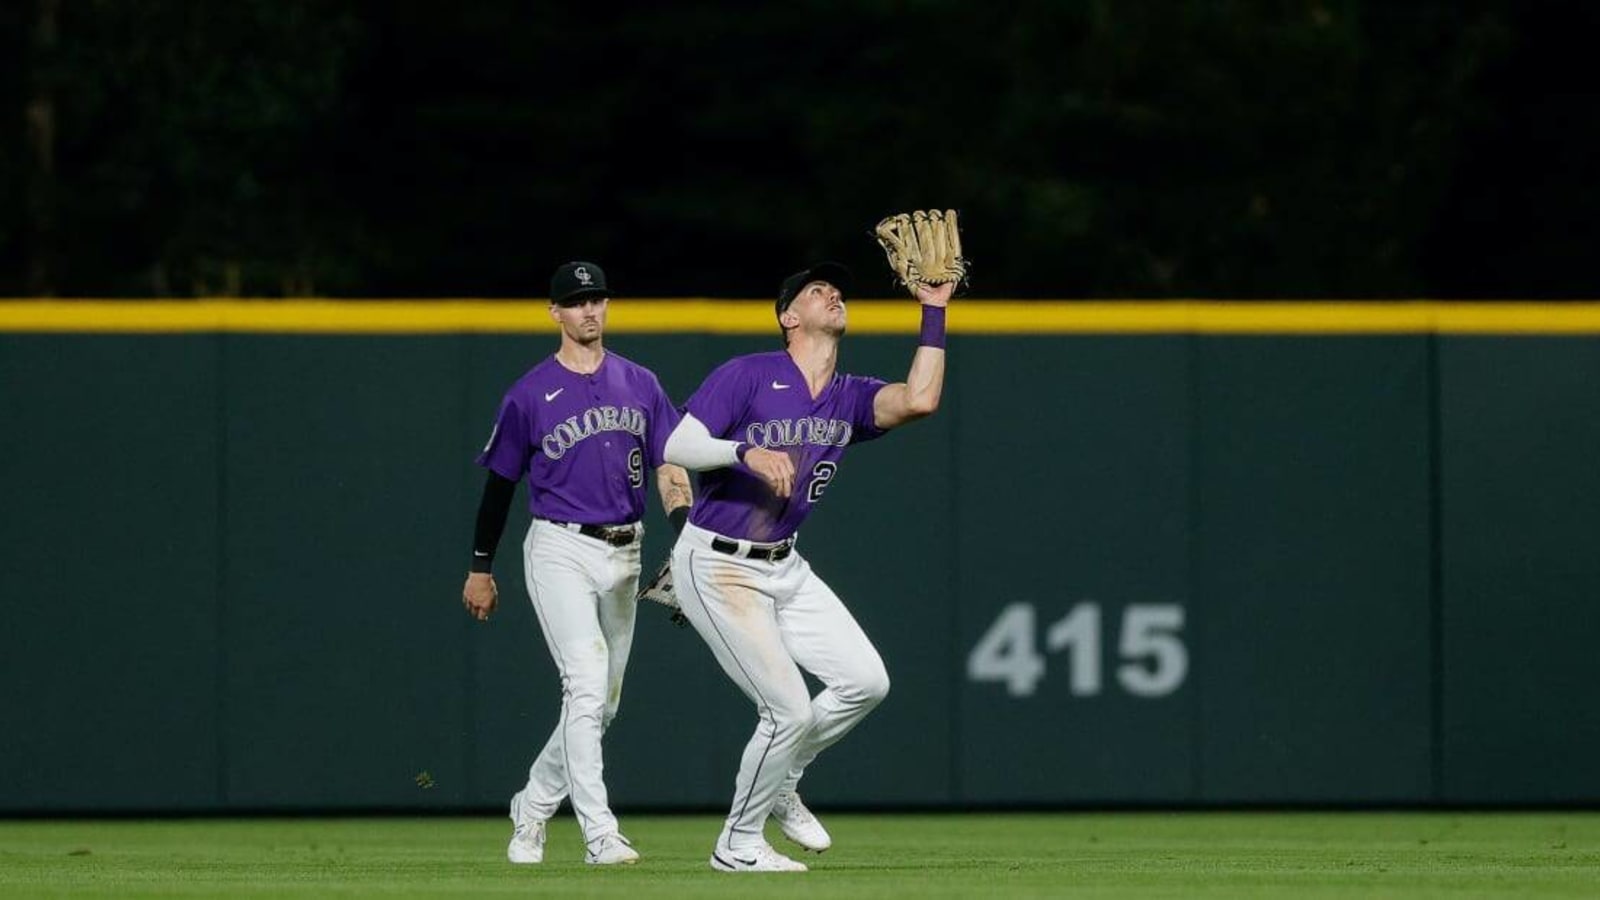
[540,405,648,460]
[743,416,853,449]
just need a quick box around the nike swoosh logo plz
[473,551,489,557]
[771,381,791,390]
[544,388,564,402]
[735,857,756,866]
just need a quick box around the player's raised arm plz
[873,280,951,431]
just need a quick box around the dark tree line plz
[2,1,1596,299]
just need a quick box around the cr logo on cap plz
[575,267,593,285]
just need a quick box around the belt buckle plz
[754,537,791,560]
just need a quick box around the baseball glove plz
[636,558,688,627]
[874,209,968,295]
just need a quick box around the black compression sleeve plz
[470,471,518,573]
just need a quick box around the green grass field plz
[1,813,1596,898]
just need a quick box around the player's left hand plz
[462,573,498,621]
[743,446,797,498]
[915,281,954,307]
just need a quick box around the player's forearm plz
[656,464,693,514]
[470,471,518,573]
[664,413,745,470]
[900,342,946,418]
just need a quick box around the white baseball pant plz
[671,522,890,853]
[508,519,640,845]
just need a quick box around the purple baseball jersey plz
[685,350,888,543]
[477,352,680,525]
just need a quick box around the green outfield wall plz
[2,302,1598,812]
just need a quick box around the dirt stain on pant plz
[709,564,791,678]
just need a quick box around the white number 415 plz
[966,602,1187,699]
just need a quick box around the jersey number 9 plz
[628,448,644,488]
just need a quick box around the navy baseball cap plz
[776,261,853,320]
[550,261,609,306]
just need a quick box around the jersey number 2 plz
[807,461,837,503]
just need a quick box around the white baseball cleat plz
[585,833,640,865]
[710,841,809,873]
[507,820,546,864]
[770,790,832,852]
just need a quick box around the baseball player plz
[660,261,952,872]
[461,261,693,866]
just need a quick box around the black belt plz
[711,535,794,562]
[546,519,639,547]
